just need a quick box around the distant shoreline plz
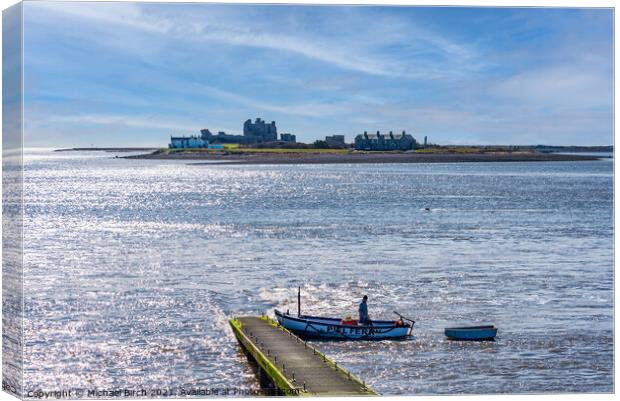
[122,150,604,164]
[55,147,158,152]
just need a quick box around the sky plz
[22,1,613,147]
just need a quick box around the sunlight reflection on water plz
[18,149,613,395]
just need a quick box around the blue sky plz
[23,2,613,147]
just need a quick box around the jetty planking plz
[229,316,377,396]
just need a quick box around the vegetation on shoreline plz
[155,145,534,156]
[414,146,528,154]
[415,147,483,154]
[156,147,350,155]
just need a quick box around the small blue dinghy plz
[444,325,498,341]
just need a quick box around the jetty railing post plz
[297,286,301,317]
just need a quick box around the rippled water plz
[20,149,613,395]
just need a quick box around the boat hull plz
[275,310,412,340]
[444,326,498,341]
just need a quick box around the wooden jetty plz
[230,316,377,396]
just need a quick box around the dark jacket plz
[359,301,369,322]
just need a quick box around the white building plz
[169,135,208,149]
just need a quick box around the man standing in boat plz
[359,295,371,325]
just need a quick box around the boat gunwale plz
[444,326,497,331]
[275,309,412,329]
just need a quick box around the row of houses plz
[322,131,424,150]
[318,132,427,151]
[354,131,420,151]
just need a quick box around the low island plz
[57,117,612,165]
[122,146,607,165]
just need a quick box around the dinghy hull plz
[275,310,412,340]
[444,326,498,341]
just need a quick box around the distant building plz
[200,129,250,144]
[354,131,417,151]
[199,118,281,144]
[169,135,208,149]
[244,118,278,142]
[280,133,296,143]
[325,135,346,148]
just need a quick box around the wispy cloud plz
[45,114,200,132]
[30,2,478,80]
[493,65,612,110]
[188,83,349,118]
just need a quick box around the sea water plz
[17,149,613,395]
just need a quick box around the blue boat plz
[275,309,413,340]
[444,325,498,341]
[274,287,414,340]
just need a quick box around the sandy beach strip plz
[124,151,603,164]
